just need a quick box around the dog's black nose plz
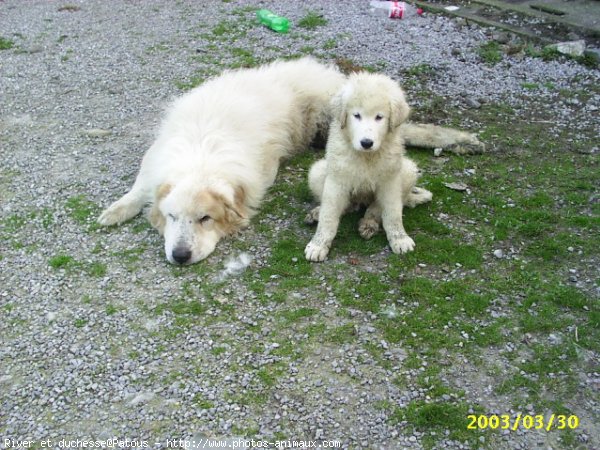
[172,246,192,264]
[360,138,374,149]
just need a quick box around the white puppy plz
[305,72,434,262]
[98,57,344,264]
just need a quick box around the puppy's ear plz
[389,87,410,131]
[330,90,347,129]
[148,183,171,234]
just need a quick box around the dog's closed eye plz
[375,114,384,121]
[353,113,361,120]
[197,215,211,224]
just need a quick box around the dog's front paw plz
[446,140,485,155]
[305,240,330,262]
[389,235,415,254]
[98,205,124,226]
[304,206,320,225]
[98,200,135,226]
[358,217,380,240]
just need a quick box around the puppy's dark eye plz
[197,215,211,224]
[375,114,384,121]
[168,213,177,221]
[353,113,361,120]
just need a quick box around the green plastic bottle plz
[256,9,290,33]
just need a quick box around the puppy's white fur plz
[99,57,344,264]
[305,72,433,262]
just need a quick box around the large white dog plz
[305,73,443,262]
[98,57,483,264]
[98,58,344,264]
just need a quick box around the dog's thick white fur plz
[305,72,434,262]
[98,57,483,264]
[99,57,345,264]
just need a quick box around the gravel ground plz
[1,1,598,449]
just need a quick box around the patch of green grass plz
[154,298,207,317]
[271,340,299,358]
[212,20,233,36]
[322,38,337,50]
[496,341,580,411]
[0,36,15,50]
[49,254,75,269]
[112,247,146,265]
[105,304,119,316]
[254,234,314,302]
[256,365,285,387]
[192,394,215,409]
[229,47,259,68]
[210,346,227,356]
[389,236,483,270]
[540,46,562,62]
[325,322,357,344]
[305,322,327,339]
[279,307,317,323]
[145,43,169,53]
[85,261,107,277]
[40,208,55,229]
[1,214,28,233]
[373,276,496,354]
[299,45,315,55]
[390,400,484,448]
[175,74,208,91]
[231,390,269,406]
[131,220,153,233]
[73,318,88,328]
[477,41,503,65]
[65,195,101,230]
[49,254,107,277]
[407,63,435,76]
[579,51,599,69]
[298,11,328,29]
[332,271,389,313]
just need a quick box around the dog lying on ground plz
[98,57,343,264]
[304,72,436,262]
[98,57,483,264]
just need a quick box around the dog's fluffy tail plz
[400,123,485,154]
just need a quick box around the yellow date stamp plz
[467,414,579,431]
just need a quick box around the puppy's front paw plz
[389,235,415,254]
[305,240,330,262]
[358,217,380,240]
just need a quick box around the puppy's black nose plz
[360,138,374,149]
[172,246,192,264]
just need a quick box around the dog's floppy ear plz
[227,185,250,227]
[330,90,347,129]
[148,183,171,234]
[213,186,250,235]
[389,87,410,131]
